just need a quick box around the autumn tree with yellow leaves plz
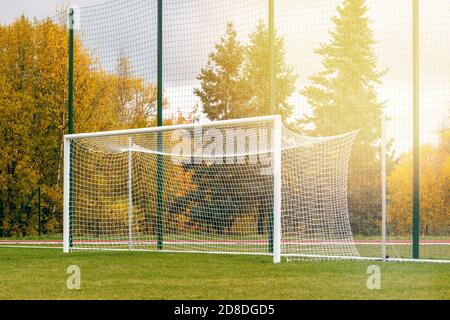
[388,131,449,237]
[0,16,162,236]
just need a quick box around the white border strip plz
[0,245,61,250]
[1,244,448,263]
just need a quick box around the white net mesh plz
[65,116,359,260]
[281,128,360,261]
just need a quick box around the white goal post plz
[63,115,361,263]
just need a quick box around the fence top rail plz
[64,115,281,140]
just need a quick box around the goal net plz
[63,115,359,262]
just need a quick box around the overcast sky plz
[0,0,106,24]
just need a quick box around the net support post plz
[268,0,275,114]
[272,115,282,264]
[67,6,79,135]
[156,0,164,250]
[63,137,71,253]
[128,137,133,250]
[412,0,420,260]
[381,115,387,262]
[64,6,77,253]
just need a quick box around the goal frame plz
[63,115,283,263]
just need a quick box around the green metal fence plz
[61,0,448,261]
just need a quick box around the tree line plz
[0,0,448,238]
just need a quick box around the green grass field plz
[0,247,449,300]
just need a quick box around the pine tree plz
[194,23,247,120]
[244,21,296,120]
[195,21,296,121]
[301,0,388,235]
[302,0,384,134]
[191,22,297,234]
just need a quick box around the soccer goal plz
[63,115,361,263]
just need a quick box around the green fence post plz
[268,0,275,254]
[156,0,164,250]
[412,0,420,260]
[269,0,275,115]
[38,187,41,236]
[68,8,74,135]
[68,7,75,249]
